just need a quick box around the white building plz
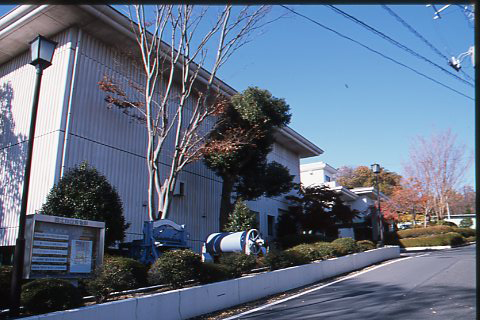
[300,162,389,240]
[0,5,322,258]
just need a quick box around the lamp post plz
[371,163,384,247]
[9,35,57,316]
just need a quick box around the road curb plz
[400,241,475,252]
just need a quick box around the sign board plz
[23,214,105,279]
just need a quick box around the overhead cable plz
[382,5,474,83]
[326,5,474,88]
[280,5,474,101]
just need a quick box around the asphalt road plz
[227,245,476,320]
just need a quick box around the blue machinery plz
[126,219,189,264]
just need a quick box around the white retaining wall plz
[25,246,400,320]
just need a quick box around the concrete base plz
[23,246,400,320]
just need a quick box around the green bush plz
[87,255,148,303]
[265,249,309,271]
[198,263,233,284]
[453,227,476,238]
[218,253,257,278]
[0,265,12,309]
[21,279,82,315]
[148,250,202,288]
[41,162,129,247]
[356,240,376,252]
[275,234,327,250]
[312,242,337,260]
[399,232,466,248]
[397,226,454,239]
[287,243,320,262]
[287,242,336,261]
[465,236,476,242]
[331,238,359,256]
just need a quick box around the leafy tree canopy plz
[203,87,293,229]
[285,185,359,235]
[335,165,401,196]
[41,162,129,247]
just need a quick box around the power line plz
[280,5,474,101]
[381,5,474,83]
[326,5,474,88]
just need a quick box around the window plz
[325,175,331,182]
[174,182,185,196]
[267,215,275,236]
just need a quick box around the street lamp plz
[9,35,57,316]
[371,163,384,247]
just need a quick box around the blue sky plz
[0,5,475,187]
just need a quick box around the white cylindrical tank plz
[204,229,264,255]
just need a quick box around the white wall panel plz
[65,31,222,249]
[0,28,75,245]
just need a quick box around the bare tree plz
[403,129,473,220]
[99,5,271,221]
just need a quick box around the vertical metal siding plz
[0,28,75,246]
[66,31,222,248]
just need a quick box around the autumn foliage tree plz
[98,5,271,221]
[335,165,401,196]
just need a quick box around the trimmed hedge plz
[399,232,466,247]
[465,236,476,242]
[148,250,202,288]
[87,255,148,303]
[356,240,376,252]
[218,253,257,278]
[198,263,233,284]
[331,238,359,256]
[453,227,476,238]
[312,242,337,260]
[21,279,82,315]
[265,250,309,270]
[397,226,455,239]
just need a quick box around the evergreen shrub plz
[21,279,82,315]
[265,249,309,270]
[397,226,454,239]
[148,250,202,288]
[399,232,465,247]
[218,253,257,278]
[331,238,359,256]
[198,263,233,284]
[356,240,376,252]
[41,162,129,247]
[312,242,337,259]
[453,227,476,238]
[87,255,148,303]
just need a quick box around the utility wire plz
[382,5,474,83]
[381,5,448,61]
[280,5,474,101]
[327,5,474,88]
[456,5,474,29]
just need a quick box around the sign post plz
[23,214,105,279]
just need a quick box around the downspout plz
[58,27,82,178]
